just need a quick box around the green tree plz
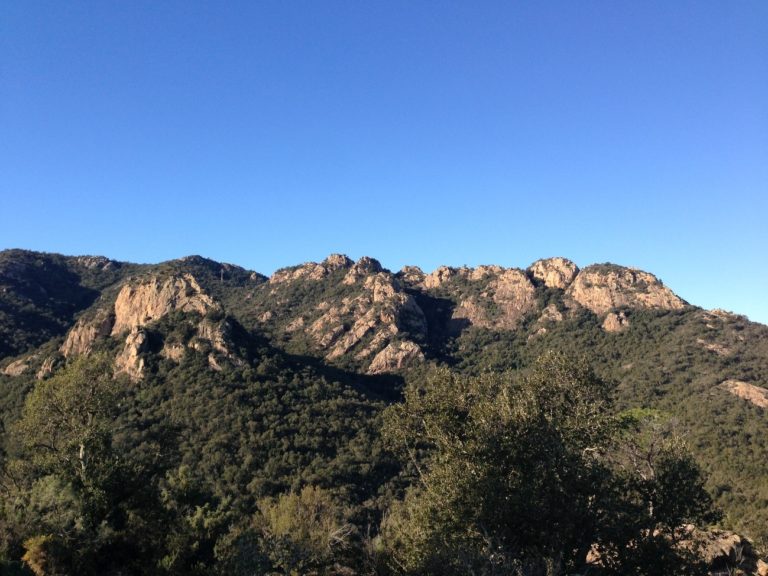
[595,409,720,575]
[4,355,165,575]
[381,352,719,576]
[254,485,355,575]
[15,355,121,509]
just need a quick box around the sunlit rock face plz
[566,265,685,316]
[528,257,579,290]
[111,274,217,335]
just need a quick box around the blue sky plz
[2,1,767,323]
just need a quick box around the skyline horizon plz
[3,244,764,326]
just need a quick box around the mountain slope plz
[1,248,767,551]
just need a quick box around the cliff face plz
[60,310,115,357]
[58,273,235,380]
[253,256,428,374]
[111,274,218,335]
[565,265,686,316]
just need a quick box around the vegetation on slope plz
[0,250,766,574]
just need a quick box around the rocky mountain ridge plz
[1,248,768,560]
[0,249,727,381]
[0,250,763,433]
[241,253,690,374]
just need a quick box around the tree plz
[595,409,720,576]
[381,352,719,576]
[254,485,355,575]
[15,354,120,500]
[4,355,165,575]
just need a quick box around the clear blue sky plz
[2,2,767,323]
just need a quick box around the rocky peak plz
[528,257,579,289]
[112,274,218,335]
[353,256,382,274]
[424,266,458,289]
[565,264,685,316]
[397,265,425,286]
[469,265,504,281]
[323,253,354,271]
[343,257,384,285]
[270,254,353,284]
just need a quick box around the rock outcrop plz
[115,328,149,381]
[36,356,55,380]
[305,271,427,367]
[112,274,217,335]
[487,269,537,328]
[691,526,765,575]
[425,266,537,331]
[269,254,354,284]
[368,341,424,374]
[343,257,383,285]
[423,266,459,289]
[60,310,115,357]
[696,338,732,356]
[529,303,566,339]
[2,355,59,379]
[566,265,685,316]
[721,380,768,408]
[528,257,579,289]
[2,357,29,376]
[262,256,428,372]
[602,311,630,333]
[397,265,425,286]
[59,273,229,380]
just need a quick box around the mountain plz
[1,249,767,574]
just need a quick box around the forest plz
[1,351,723,575]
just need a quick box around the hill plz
[1,249,766,574]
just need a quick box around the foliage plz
[1,355,167,575]
[254,485,355,574]
[1,250,766,573]
[381,353,720,576]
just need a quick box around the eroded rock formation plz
[721,380,768,408]
[269,254,354,284]
[111,274,217,335]
[528,257,579,289]
[566,265,685,316]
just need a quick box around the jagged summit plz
[528,257,579,289]
[0,250,695,378]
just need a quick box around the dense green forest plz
[0,352,724,575]
[1,250,766,575]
